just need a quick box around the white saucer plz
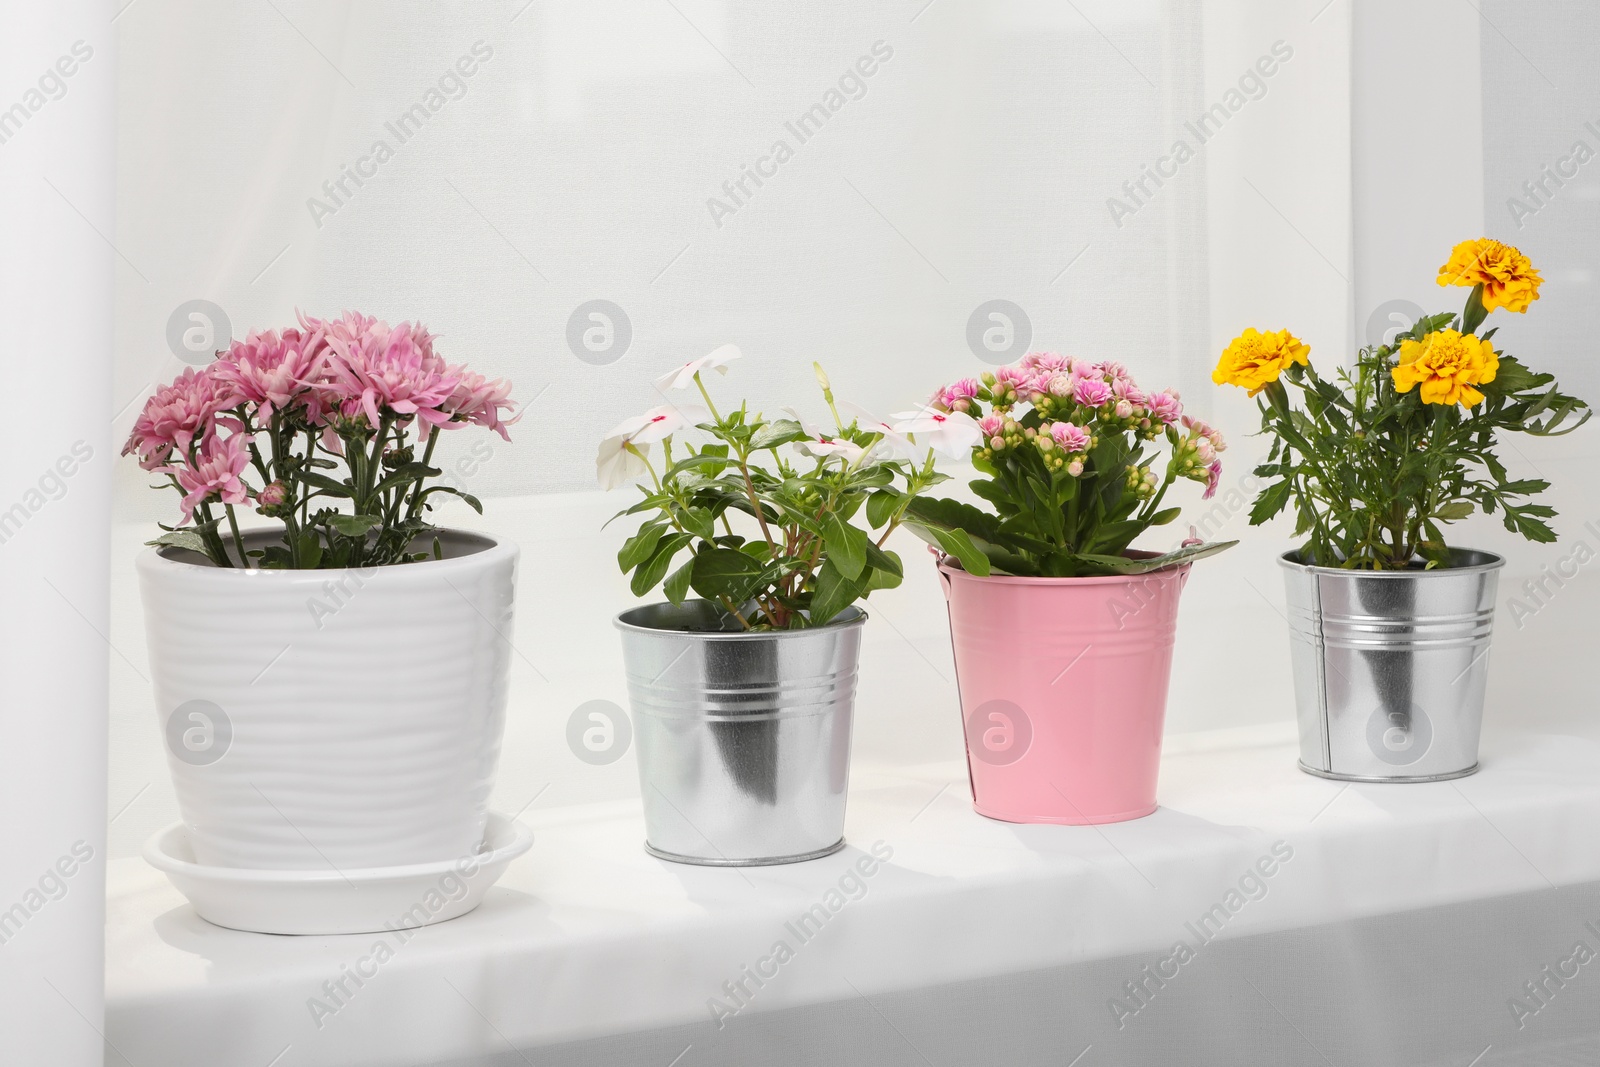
[143,812,533,935]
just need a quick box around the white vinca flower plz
[793,436,866,464]
[838,401,916,461]
[653,344,741,392]
[595,403,710,490]
[889,405,983,459]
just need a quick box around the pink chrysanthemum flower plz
[213,326,327,421]
[320,314,460,434]
[444,367,520,441]
[121,366,241,471]
[165,433,251,524]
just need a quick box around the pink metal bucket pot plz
[937,556,1191,824]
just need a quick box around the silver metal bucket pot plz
[615,601,865,865]
[1280,549,1504,782]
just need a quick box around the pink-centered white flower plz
[837,401,917,461]
[794,436,867,464]
[890,405,983,459]
[654,344,741,392]
[595,404,711,490]
[164,432,251,525]
[779,406,866,464]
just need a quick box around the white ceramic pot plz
[138,528,517,870]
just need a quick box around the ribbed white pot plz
[137,528,517,871]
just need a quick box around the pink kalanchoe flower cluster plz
[932,350,1222,504]
[932,377,983,413]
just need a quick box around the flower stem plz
[224,505,247,567]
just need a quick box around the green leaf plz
[631,533,692,597]
[302,473,353,498]
[822,512,869,581]
[1149,507,1181,526]
[866,489,901,529]
[1249,480,1294,525]
[298,531,323,569]
[918,525,991,576]
[863,540,903,578]
[689,547,764,601]
[618,522,668,571]
[1074,540,1239,574]
[808,557,865,626]
[865,557,903,592]
[328,513,381,537]
[663,557,694,604]
[680,506,717,541]
[147,530,209,554]
[664,453,737,479]
[750,419,808,450]
[416,485,484,513]
[1434,501,1474,521]
[902,495,1003,543]
[373,462,443,496]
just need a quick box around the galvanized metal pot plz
[1279,548,1504,782]
[615,601,865,866]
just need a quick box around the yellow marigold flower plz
[1211,327,1310,396]
[1392,329,1499,407]
[1436,237,1542,313]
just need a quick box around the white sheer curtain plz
[106,0,1595,880]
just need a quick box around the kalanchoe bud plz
[1066,458,1084,477]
